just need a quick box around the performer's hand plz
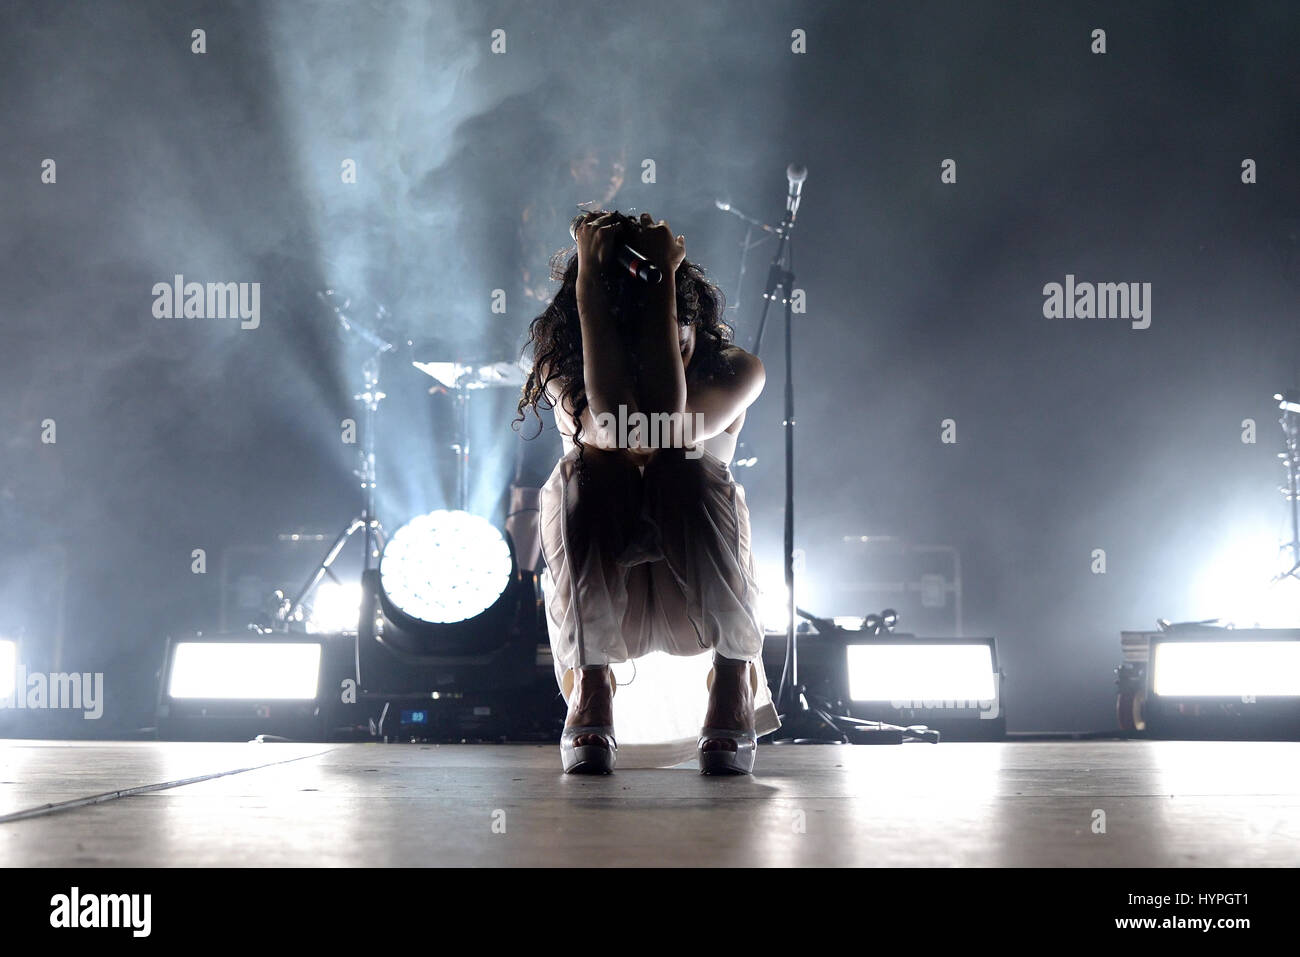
[574,210,622,282]
[635,212,686,277]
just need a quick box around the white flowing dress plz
[539,427,781,768]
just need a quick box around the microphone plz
[615,244,662,284]
[786,163,807,220]
[569,212,663,284]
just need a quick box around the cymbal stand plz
[277,335,392,630]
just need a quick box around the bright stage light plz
[167,641,322,700]
[757,564,792,633]
[846,642,996,703]
[1151,639,1300,697]
[306,581,363,634]
[759,586,790,634]
[0,639,15,700]
[1190,529,1300,628]
[379,510,513,626]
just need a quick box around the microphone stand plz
[745,173,851,744]
[714,199,778,323]
[715,201,779,469]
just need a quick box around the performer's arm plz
[685,347,766,442]
[628,214,689,417]
[573,212,639,423]
[576,272,639,422]
[543,272,640,455]
[630,279,687,418]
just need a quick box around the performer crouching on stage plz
[516,209,779,775]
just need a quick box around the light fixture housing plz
[841,636,1005,740]
[156,633,341,741]
[1140,627,1300,738]
[354,510,539,704]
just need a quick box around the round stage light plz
[378,510,514,627]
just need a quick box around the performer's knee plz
[642,446,708,498]
[566,445,641,492]
[559,446,643,542]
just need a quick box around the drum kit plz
[275,288,526,628]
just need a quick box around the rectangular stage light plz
[1151,638,1300,698]
[167,640,322,700]
[846,641,997,704]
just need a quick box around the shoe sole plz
[698,747,755,775]
[562,744,616,774]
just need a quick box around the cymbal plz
[412,359,527,390]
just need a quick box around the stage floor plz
[1,739,1297,866]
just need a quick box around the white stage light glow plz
[757,564,794,634]
[306,581,363,634]
[379,510,513,625]
[1190,528,1300,628]
[168,642,322,700]
[1151,640,1300,697]
[846,642,996,703]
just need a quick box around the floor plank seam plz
[0,748,336,825]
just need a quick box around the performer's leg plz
[640,449,768,752]
[507,415,563,573]
[640,448,763,656]
[540,447,644,747]
[505,486,542,573]
[701,654,756,751]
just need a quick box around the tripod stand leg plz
[282,518,365,625]
[772,688,850,744]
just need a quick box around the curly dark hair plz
[514,242,734,458]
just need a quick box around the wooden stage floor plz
[1,739,1297,867]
